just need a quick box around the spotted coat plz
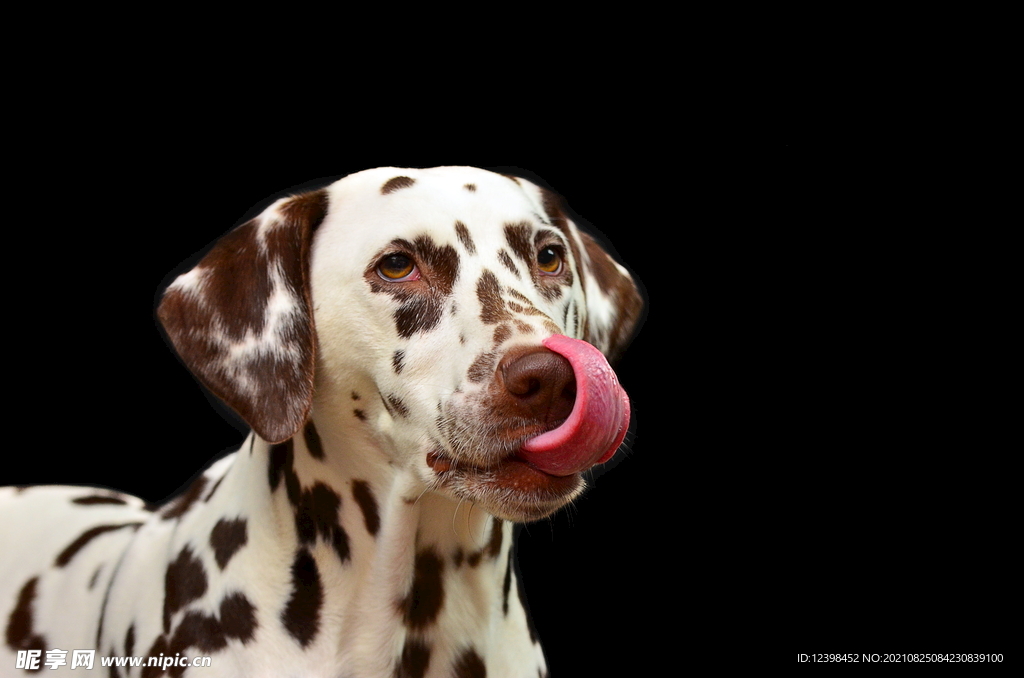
[0,167,642,677]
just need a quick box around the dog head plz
[159,167,642,521]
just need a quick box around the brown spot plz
[467,351,498,383]
[395,638,431,678]
[54,522,143,567]
[455,221,476,254]
[163,546,208,634]
[352,480,381,536]
[303,420,324,459]
[393,349,405,374]
[162,475,209,520]
[151,593,257,677]
[5,577,46,653]
[381,176,416,194]
[370,236,459,290]
[269,439,301,506]
[486,517,504,559]
[502,549,513,615]
[412,233,460,290]
[453,548,465,568]
[354,409,367,421]
[352,391,361,400]
[170,609,227,657]
[507,289,532,305]
[219,592,258,644]
[493,324,512,346]
[476,270,510,324]
[157,190,327,445]
[210,518,248,570]
[141,635,168,678]
[504,222,534,267]
[387,395,409,418]
[282,548,322,647]
[498,249,520,278]
[453,648,487,678]
[394,302,443,339]
[72,495,127,505]
[464,183,476,192]
[294,483,350,563]
[399,549,444,629]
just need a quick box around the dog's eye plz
[537,246,563,275]
[377,254,418,281]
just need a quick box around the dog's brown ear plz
[538,188,643,365]
[576,230,644,364]
[158,190,329,443]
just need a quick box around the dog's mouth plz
[426,448,583,521]
[427,449,580,491]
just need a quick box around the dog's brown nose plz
[499,348,577,428]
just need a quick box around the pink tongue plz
[518,335,630,476]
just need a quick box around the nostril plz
[508,374,542,398]
[525,378,542,397]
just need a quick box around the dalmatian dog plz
[0,167,642,677]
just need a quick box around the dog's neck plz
[206,398,541,676]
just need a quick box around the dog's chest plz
[1,441,544,677]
